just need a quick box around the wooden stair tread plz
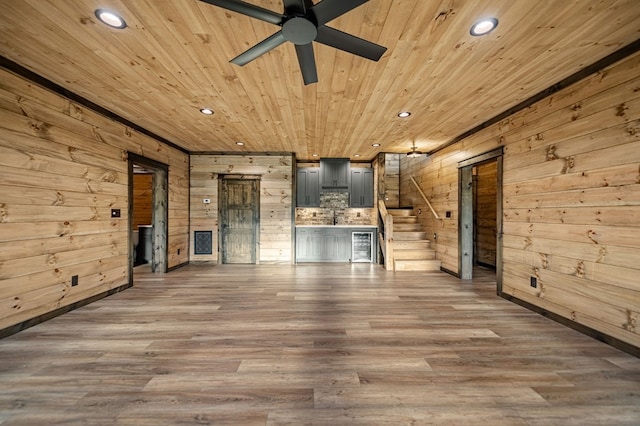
[392,216,418,223]
[394,259,442,271]
[384,206,441,272]
[394,223,422,231]
[394,240,431,247]
[387,209,414,217]
[394,249,437,260]
[394,231,427,240]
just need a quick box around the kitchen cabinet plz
[296,227,324,261]
[322,229,352,261]
[296,226,377,263]
[296,168,320,207]
[350,168,374,207]
[320,158,350,190]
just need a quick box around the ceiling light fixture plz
[397,111,411,118]
[354,154,361,158]
[199,108,214,115]
[312,153,319,157]
[371,143,381,147]
[95,9,127,29]
[470,18,498,36]
[407,143,423,158]
[236,141,245,146]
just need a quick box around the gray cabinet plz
[350,168,374,207]
[296,227,324,261]
[296,227,350,262]
[320,158,350,190]
[296,227,377,263]
[322,229,351,261]
[296,168,320,207]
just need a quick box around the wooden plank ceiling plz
[0,0,639,160]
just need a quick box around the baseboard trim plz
[475,261,496,270]
[0,283,132,340]
[440,267,460,278]
[500,293,639,358]
[167,261,189,272]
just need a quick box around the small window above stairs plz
[387,208,441,272]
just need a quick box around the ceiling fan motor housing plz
[282,16,318,45]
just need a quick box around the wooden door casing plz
[220,178,259,264]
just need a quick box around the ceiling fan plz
[199,0,387,85]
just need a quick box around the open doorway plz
[474,161,498,270]
[458,148,503,294]
[128,153,168,281]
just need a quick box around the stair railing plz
[410,176,441,220]
[378,199,395,271]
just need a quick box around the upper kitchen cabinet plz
[320,158,350,190]
[350,168,374,207]
[296,168,320,207]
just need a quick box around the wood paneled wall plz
[401,52,640,348]
[377,153,400,208]
[190,154,294,264]
[0,67,189,332]
[474,162,498,268]
[132,174,153,230]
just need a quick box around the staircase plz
[388,208,441,272]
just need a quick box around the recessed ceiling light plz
[397,111,411,118]
[236,141,245,146]
[371,143,381,147]
[95,9,127,29]
[354,154,361,157]
[199,108,214,115]
[312,153,319,157]
[470,18,498,36]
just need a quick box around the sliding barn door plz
[220,178,259,264]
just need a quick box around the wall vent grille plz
[194,231,213,255]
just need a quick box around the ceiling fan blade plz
[310,0,368,26]
[316,26,386,61]
[295,43,318,85]
[283,0,307,14]
[230,31,287,66]
[199,0,284,25]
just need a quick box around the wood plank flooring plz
[1,264,639,425]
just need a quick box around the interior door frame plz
[457,147,503,294]
[128,153,169,279]
[219,175,261,264]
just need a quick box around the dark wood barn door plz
[220,178,259,264]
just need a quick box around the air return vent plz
[194,231,213,255]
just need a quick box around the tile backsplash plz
[296,192,376,226]
[320,192,349,209]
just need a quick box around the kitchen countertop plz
[295,224,377,228]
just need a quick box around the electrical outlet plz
[203,198,211,204]
[445,211,452,218]
[111,208,121,218]
[177,248,181,255]
[71,275,79,287]
[530,276,538,288]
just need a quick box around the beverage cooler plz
[352,231,374,263]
